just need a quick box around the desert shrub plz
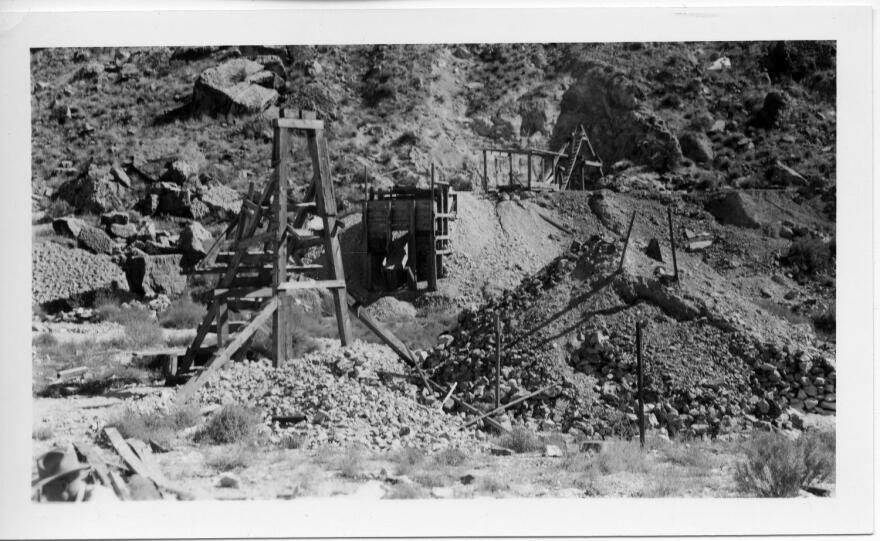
[107,405,201,447]
[206,444,255,472]
[659,443,717,470]
[394,447,425,475]
[96,301,164,349]
[813,307,835,334]
[595,441,653,475]
[734,429,835,497]
[336,447,365,479]
[279,433,306,450]
[159,297,206,329]
[411,471,453,488]
[433,447,469,467]
[32,332,58,348]
[783,237,835,278]
[45,199,74,220]
[32,426,54,441]
[477,476,507,494]
[494,427,543,454]
[195,404,262,445]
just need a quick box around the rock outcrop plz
[190,58,280,117]
[551,62,683,172]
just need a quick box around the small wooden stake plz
[667,206,678,282]
[494,312,502,410]
[618,211,637,272]
[636,320,646,449]
[482,149,488,192]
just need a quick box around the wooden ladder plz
[561,124,604,190]
[174,110,353,405]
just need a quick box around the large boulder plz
[199,182,242,219]
[54,163,134,214]
[124,252,186,297]
[178,221,213,266]
[706,192,763,229]
[678,132,714,164]
[76,225,115,255]
[52,216,87,239]
[146,182,210,220]
[191,58,280,117]
[551,62,682,172]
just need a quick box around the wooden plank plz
[428,166,438,291]
[279,279,346,291]
[179,298,220,372]
[277,117,325,130]
[464,384,555,428]
[108,471,131,501]
[308,129,352,345]
[126,437,196,500]
[174,298,278,405]
[73,442,112,488]
[57,366,88,380]
[273,124,290,368]
[103,427,152,479]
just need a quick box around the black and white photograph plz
[0,4,874,539]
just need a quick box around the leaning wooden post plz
[482,149,488,192]
[494,312,502,410]
[667,206,679,282]
[636,320,646,449]
[272,123,290,368]
[362,165,371,291]
[618,211,637,273]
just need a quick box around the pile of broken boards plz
[61,427,195,502]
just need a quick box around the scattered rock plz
[219,473,240,488]
[52,216,86,239]
[178,221,213,266]
[124,252,186,297]
[77,225,115,255]
[543,444,563,457]
[645,238,663,262]
[769,161,808,187]
[191,58,280,117]
[678,132,714,164]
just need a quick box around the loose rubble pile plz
[32,242,129,306]
[421,234,836,440]
[196,341,480,451]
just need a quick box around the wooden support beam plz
[667,206,679,282]
[482,149,488,192]
[407,198,417,289]
[273,124,290,368]
[527,152,532,191]
[307,128,353,345]
[277,117,325,130]
[428,165,438,291]
[73,442,113,488]
[636,320,646,449]
[174,298,278,405]
[464,384,555,428]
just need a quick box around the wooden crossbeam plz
[175,298,278,405]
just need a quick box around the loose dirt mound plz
[196,341,479,451]
[443,193,570,304]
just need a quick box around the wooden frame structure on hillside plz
[173,110,352,405]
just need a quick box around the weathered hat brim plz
[31,464,91,490]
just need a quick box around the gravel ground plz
[32,241,127,305]
[196,340,483,452]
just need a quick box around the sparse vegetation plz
[206,443,255,471]
[394,447,425,475]
[106,405,201,447]
[195,404,262,445]
[159,296,206,329]
[432,447,470,467]
[336,447,365,479]
[783,237,835,278]
[595,441,653,475]
[279,433,306,450]
[494,427,543,454]
[384,482,429,499]
[734,429,835,497]
[32,426,54,441]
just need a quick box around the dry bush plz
[394,447,425,475]
[195,404,262,445]
[783,237,835,278]
[32,426,54,441]
[494,427,543,454]
[279,433,306,450]
[595,441,653,475]
[95,301,164,349]
[336,447,366,479]
[658,443,717,470]
[432,447,469,467]
[477,476,507,494]
[734,429,835,497]
[206,444,255,472]
[32,332,58,348]
[159,297,206,329]
[107,405,201,447]
[411,471,454,488]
